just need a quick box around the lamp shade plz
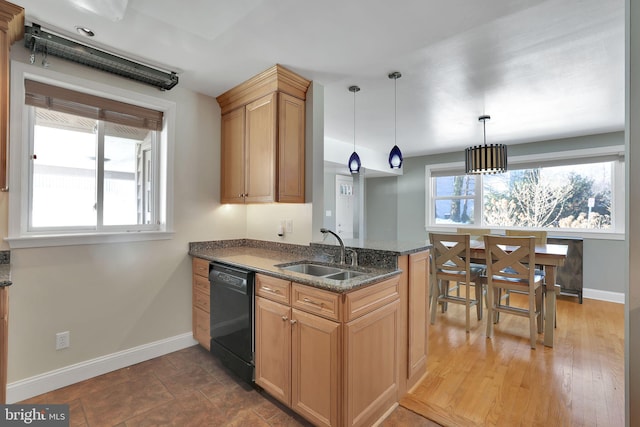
[349,151,361,174]
[389,144,403,169]
[464,143,508,174]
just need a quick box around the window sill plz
[5,230,175,249]
[425,225,625,241]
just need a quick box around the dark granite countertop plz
[0,250,11,287]
[189,241,400,293]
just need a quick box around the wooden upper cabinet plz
[217,65,310,204]
[278,93,305,202]
[0,1,24,192]
[245,93,277,203]
[220,107,246,203]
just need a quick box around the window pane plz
[103,123,152,226]
[435,175,475,197]
[483,163,613,229]
[31,108,97,228]
[435,199,475,224]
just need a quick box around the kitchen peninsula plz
[189,239,430,427]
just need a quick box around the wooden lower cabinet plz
[255,296,339,427]
[344,300,400,427]
[397,250,430,395]
[255,296,291,405]
[192,258,211,350]
[291,308,340,427]
[255,275,401,427]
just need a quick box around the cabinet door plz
[220,107,246,203]
[291,308,340,427]
[344,300,399,427]
[193,305,210,350]
[255,296,291,405]
[407,250,429,387]
[277,92,305,203]
[245,93,277,203]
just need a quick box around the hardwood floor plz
[18,294,622,426]
[402,293,624,426]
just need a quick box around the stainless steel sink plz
[324,271,364,281]
[277,262,366,281]
[280,263,343,276]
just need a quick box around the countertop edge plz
[189,248,401,293]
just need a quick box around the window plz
[30,108,159,230]
[426,148,625,237]
[8,63,175,248]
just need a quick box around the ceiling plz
[12,0,625,166]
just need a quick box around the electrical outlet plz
[56,331,70,350]
[285,219,293,233]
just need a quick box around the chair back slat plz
[430,232,473,282]
[484,235,537,286]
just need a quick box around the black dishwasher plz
[209,262,255,384]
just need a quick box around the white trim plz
[6,333,197,403]
[425,145,626,237]
[583,288,625,304]
[5,230,175,249]
[9,60,176,247]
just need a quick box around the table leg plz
[544,266,557,347]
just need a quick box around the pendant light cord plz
[394,76,397,146]
[483,119,486,146]
[353,88,356,151]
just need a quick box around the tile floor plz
[21,345,439,426]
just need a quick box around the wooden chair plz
[484,235,544,349]
[503,230,547,303]
[429,232,484,332]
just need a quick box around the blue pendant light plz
[388,71,403,169]
[348,85,361,174]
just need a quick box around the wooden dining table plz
[466,240,569,347]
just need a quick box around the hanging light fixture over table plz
[465,115,507,174]
[348,85,361,174]
[388,71,403,169]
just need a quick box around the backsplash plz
[188,239,399,270]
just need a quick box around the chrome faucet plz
[320,228,346,265]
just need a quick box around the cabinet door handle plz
[262,286,280,294]
[282,316,288,321]
[290,319,297,325]
[303,297,323,307]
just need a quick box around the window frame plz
[425,146,626,240]
[8,61,176,248]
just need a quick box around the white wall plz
[5,47,246,387]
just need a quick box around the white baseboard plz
[7,332,198,403]
[583,288,625,304]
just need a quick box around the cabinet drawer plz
[256,274,291,304]
[344,276,400,322]
[292,283,341,322]
[192,257,210,278]
[193,288,210,312]
[193,274,210,296]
